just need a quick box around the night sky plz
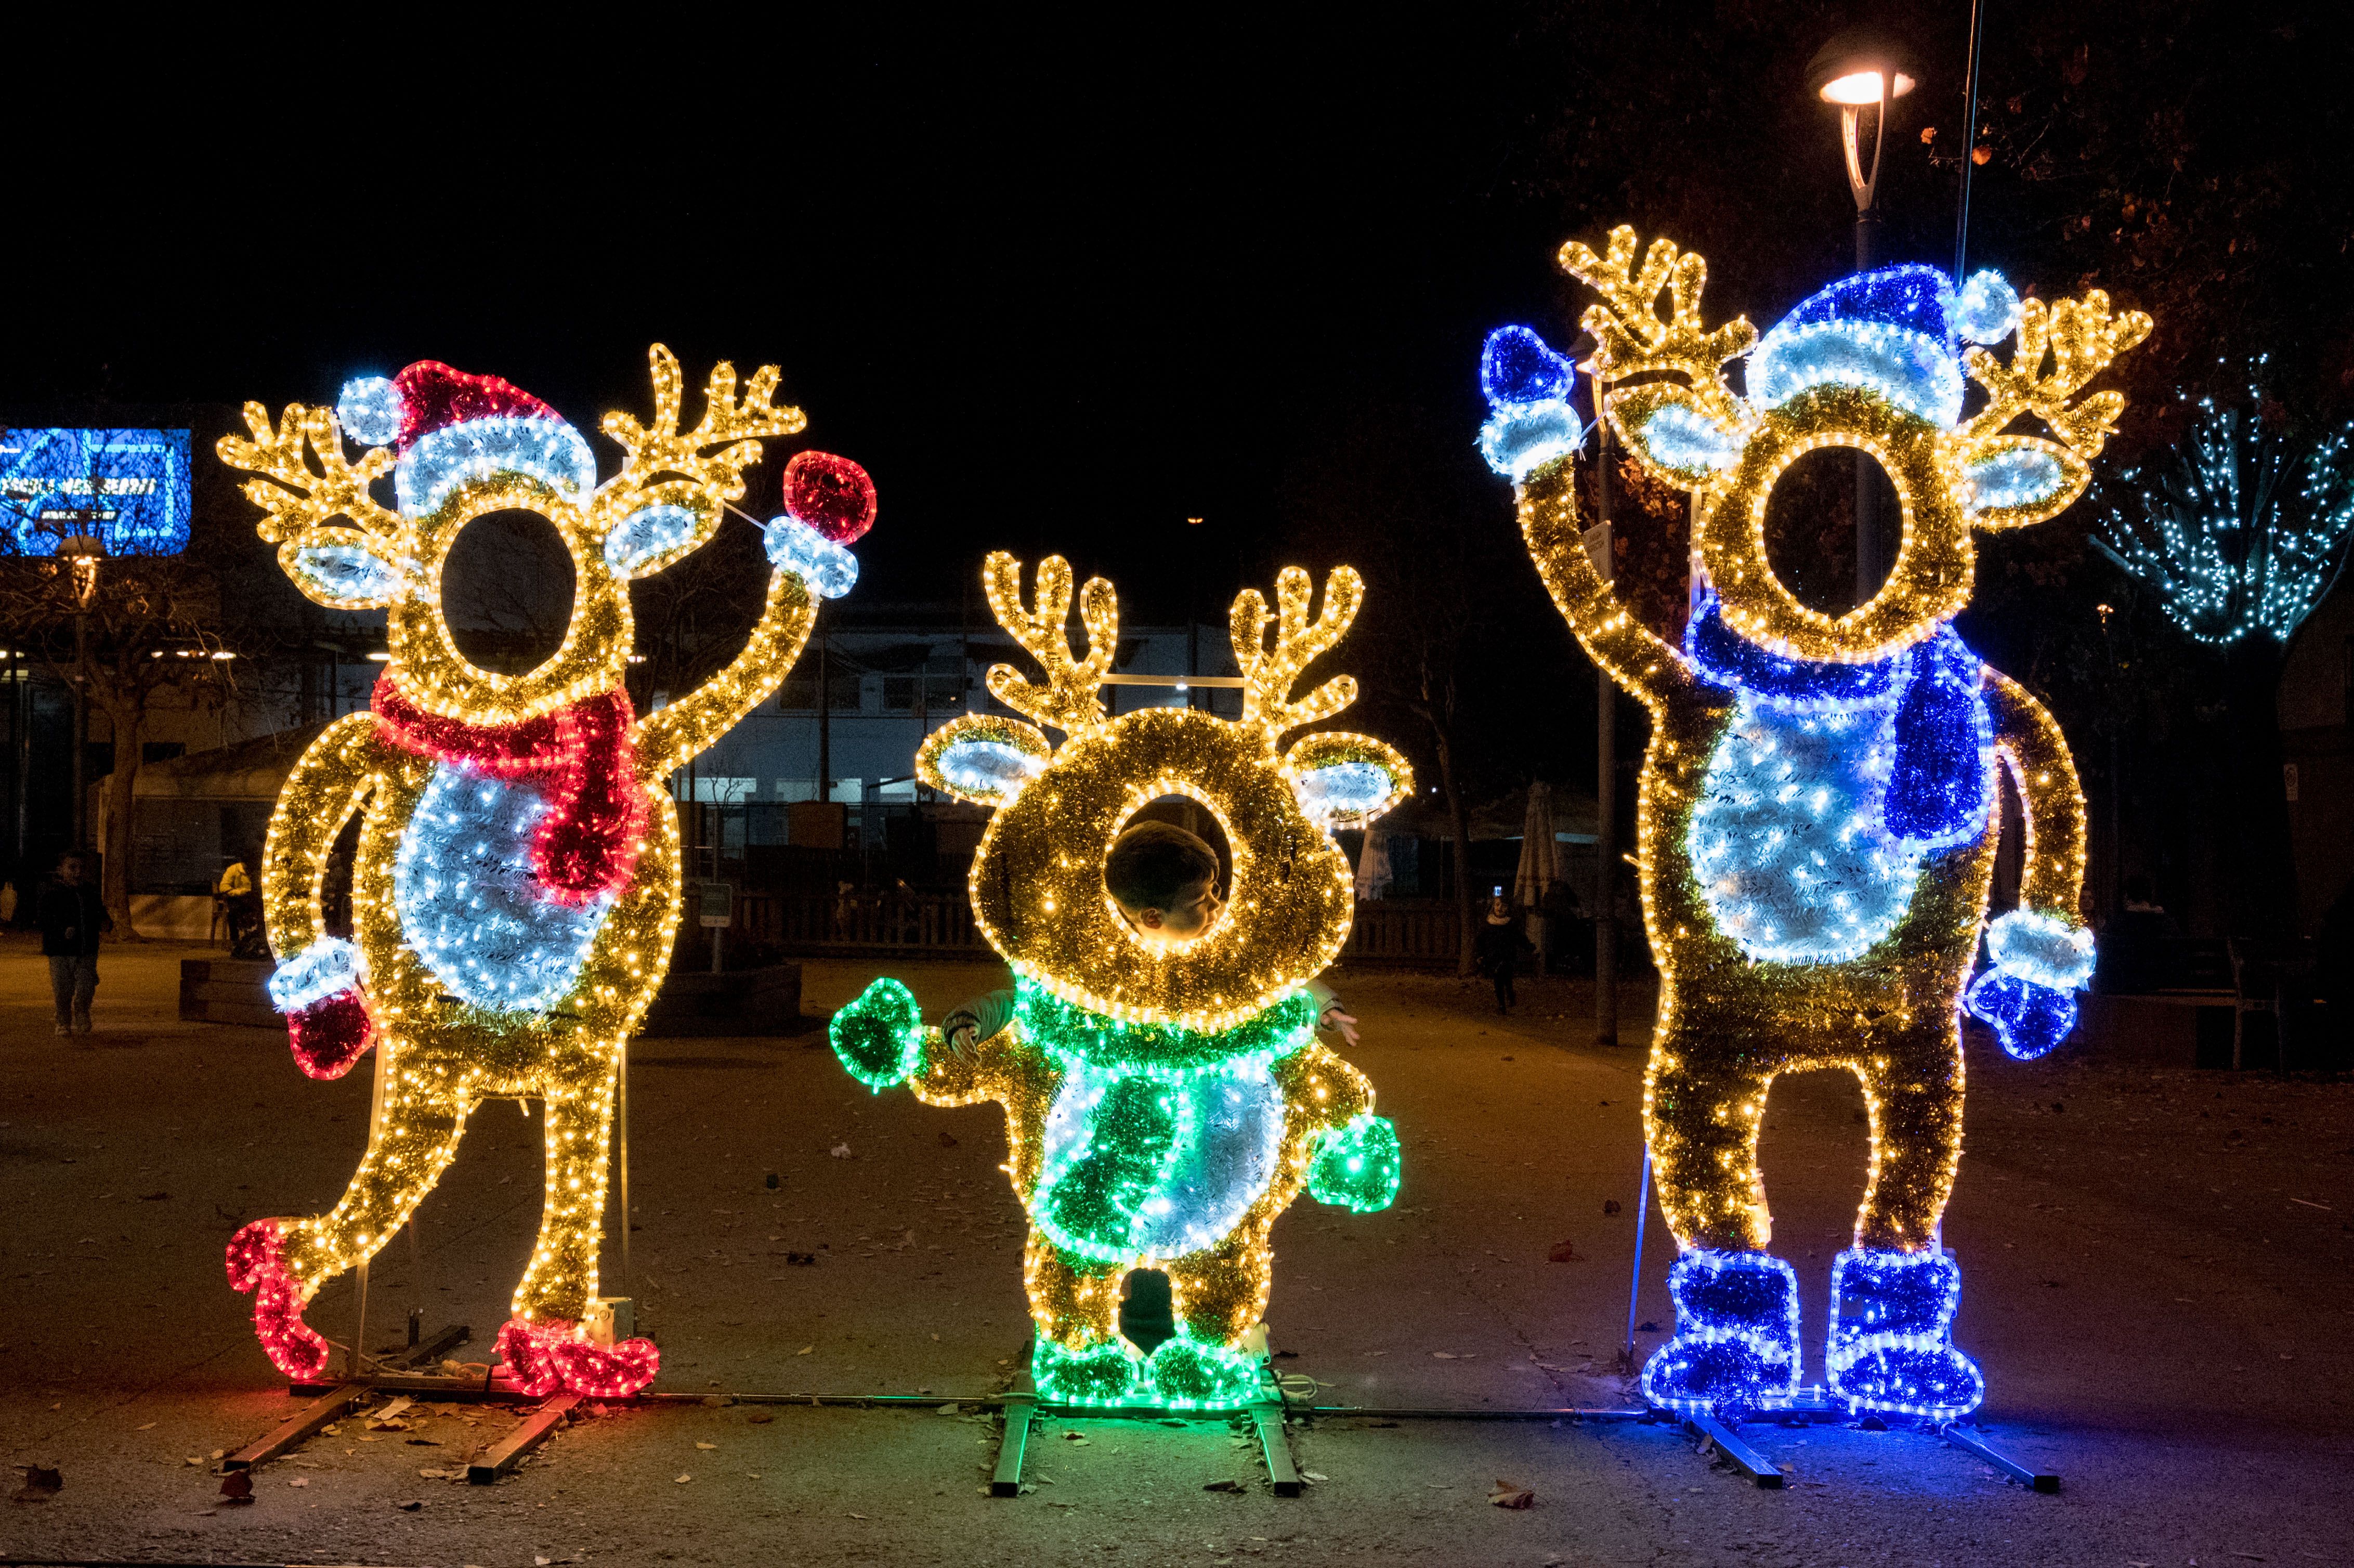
[8,6,2342,791]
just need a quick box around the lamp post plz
[58,533,104,852]
[1807,31,1919,608]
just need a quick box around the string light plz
[836,554,1411,1408]
[2094,394,2354,647]
[1483,225,2146,1416]
[216,346,868,1394]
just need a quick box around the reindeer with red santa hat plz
[215,348,872,1395]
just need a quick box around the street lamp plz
[1806,31,1918,271]
[56,533,105,849]
[1807,30,1918,607]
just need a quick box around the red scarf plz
[372,681,645,905]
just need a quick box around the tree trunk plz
[2223,638,2297,938]
[92,694,146,939]
[1420,718,1479,979]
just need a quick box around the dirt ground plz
[2,933,2350,1567]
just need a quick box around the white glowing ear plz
[1964,434,2089,529]
[1608,382,1743,487]
[601,484,722,579]
[916,714,1053,806]
[1284,731,1413,825]
[281,528,401,608]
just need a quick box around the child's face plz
[1121,876,1222,939]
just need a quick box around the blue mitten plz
[1965,911,2093,1061]
[1476,326,1585,481]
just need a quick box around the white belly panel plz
[392,764,615,1012]
[1687,701,1923,964]
[1040,1061,1287,1260]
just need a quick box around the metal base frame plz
[985,1365,1303,1498]
[240,1365,2059,1497]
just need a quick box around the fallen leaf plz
[938,1131,959,1147]
[1432,1351,1459,1360]
[287,1477,308,1488]
[13,1465,62,1502]
[185,1456,203,1466]
[218,1471,254,1506]
[675,1473,692,1484]
[830,1143,853,1159]
[1489,1479,1536,1509]
[1302,1470,1330,1482]
[848,1510,868,1519]
[398,1499,424,1511]
[1204,1480,1244,1493]
[747,1413,776,1425]
[135,1421,156,1431]
[696,1442,717,1451]
[1547,1240,1582,1263]
[796,1345,814,1356]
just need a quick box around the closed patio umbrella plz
[1513,781,1563,972]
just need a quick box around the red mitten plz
[289,990,374,1080]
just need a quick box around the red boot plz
[225,1220,331,1382]
[495,1316,660,1397]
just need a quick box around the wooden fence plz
[738,891,1464,968]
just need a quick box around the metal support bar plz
[989,1391,1036,1497]
[224,1384,367,1472]
[384,1323,472,1371]
[469,1392,580,1485]
[1684,1412,1785,1488]
[1098,674,1247,688]
[1941,1423,2058,1492]
[1250,1401,1302,1497]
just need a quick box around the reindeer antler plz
[1232,566,1364,739]
[1559,226,1757,426]
[597,345,808,506]
[982,553,1117,736]
[1957,291,2153,462]
[215,402,401,545]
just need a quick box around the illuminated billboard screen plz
[0,428,192,555]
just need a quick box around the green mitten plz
[831,978,925,1089]
[1306,1113,1402,1212]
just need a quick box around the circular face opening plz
[439,509,577,675]
[1104,794,1234,948]
[1759,445,1902,616]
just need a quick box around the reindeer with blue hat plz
[1479,227,2149,1419]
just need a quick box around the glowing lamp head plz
[1817,70,1915,104]
[1805,32,1920,106]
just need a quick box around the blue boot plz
[1639,1250,1801,1414]
[1826,1247,1985,1419]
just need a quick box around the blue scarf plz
[1684,592,1993,851]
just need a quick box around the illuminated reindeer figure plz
[215,348,874,1395]
[1480,229,2150,1417]
[830,553,1409,1408]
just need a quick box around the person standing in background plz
[39,851,111,1037]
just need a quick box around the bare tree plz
[0,518,239,934]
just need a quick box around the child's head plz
[1105,820,1222,937]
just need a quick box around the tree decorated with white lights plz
[2094,392,2354,935]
